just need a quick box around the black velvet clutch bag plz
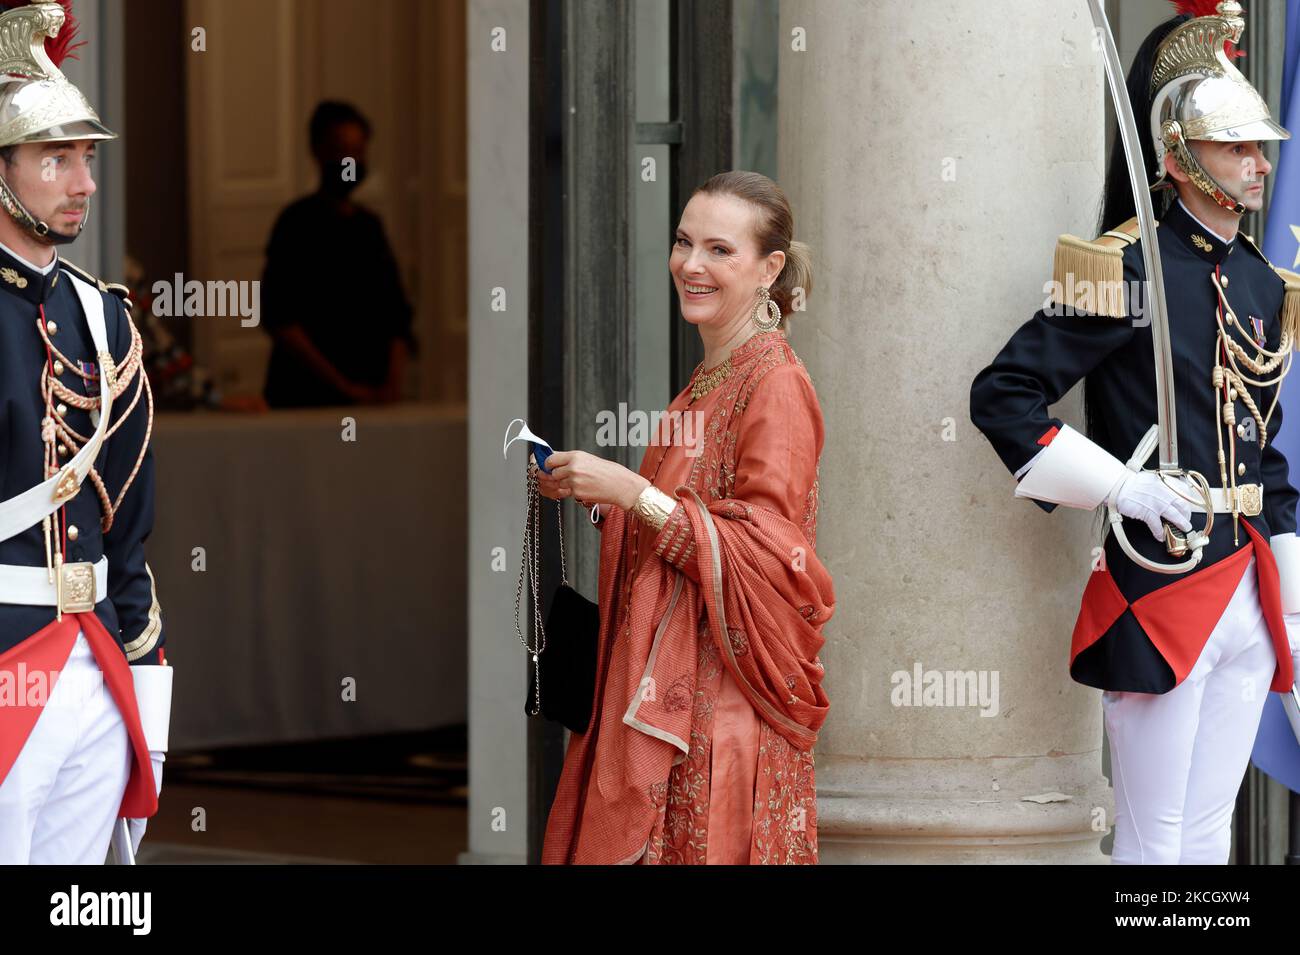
[517,461,600,734]
[525,582,600,734]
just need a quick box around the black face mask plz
[321,160,367,197]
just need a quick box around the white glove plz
[1284,612,1300,683]
[125,663,172,857]
[1110,470,1194,542]
[127,750,165,855]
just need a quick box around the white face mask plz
[503,418,555,471]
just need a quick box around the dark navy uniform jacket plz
[0,243,163,665]
[971,198,1298,693]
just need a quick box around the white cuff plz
[1271,533,1300,615]
[130,664,173,752]
[1013,423,1129,509]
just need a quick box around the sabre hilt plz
[1106,426,1214,575]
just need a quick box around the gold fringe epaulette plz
[1051,217,1142,319]
[1273,263,1300,354]
[60,257,135,312]
[1239,234,1300,351]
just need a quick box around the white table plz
[148,403,467,750]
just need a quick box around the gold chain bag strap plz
[516,458,600,733]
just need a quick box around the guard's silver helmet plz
[1150,1,1287,215]
[0,1,114,243]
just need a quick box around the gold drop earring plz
[751,285,781,331]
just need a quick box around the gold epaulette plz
[1271,263,1300,351]
[1051,216,1143,319]
[1238,234,1300,348]
[59,258,135,312]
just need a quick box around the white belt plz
[1188,483,1263,516]
[0,556,107,607]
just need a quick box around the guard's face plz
[671,192,782,331]
[1189,139,1271,212]
[4,139,96,241]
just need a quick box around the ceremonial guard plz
[971,2,1300,864]
[0,1,171,863]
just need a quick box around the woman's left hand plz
[543,450,650,510]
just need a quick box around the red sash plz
[1070,520,1296,692]
[0,611,157,818]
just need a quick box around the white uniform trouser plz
[1103,556,1276,864]
[0,632,130,864]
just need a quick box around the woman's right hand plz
[535,462,572,501]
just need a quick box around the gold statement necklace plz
[690,357,731,402]
[690,328,779,401]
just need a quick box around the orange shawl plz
[541,331,833,864]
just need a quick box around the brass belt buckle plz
[58,560,96,614]
[1237,483,1263,517]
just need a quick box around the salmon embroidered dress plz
[541,329,834,865]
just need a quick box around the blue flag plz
[1255,0,1300,795]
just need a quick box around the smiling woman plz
[671,171,812,341]
[536,170,834,865]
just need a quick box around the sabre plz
[1285,687,1300,744]
[109,818,136,865]
[1086,0,1215,573]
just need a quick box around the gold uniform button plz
[55,403,66,416]
[52,360,63,375]
[1238,462,1247,476]
[45,320,56,334]
[67,525,78,540]
[57,444,68,457]
[1220,275,1229,288]
[1237,423,1246,438]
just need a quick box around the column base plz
[816,752,1114,864]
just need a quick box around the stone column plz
[780,0,1114,862]
[462,0,530,865]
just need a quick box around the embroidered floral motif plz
[648,780,668,809]
[698,626,720,670]
[663,677,693,712]
[783,673,801,704]
[753,722,819,865]
[728,627,749,657]
[653,625,725,864]
[802,470,821,549]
